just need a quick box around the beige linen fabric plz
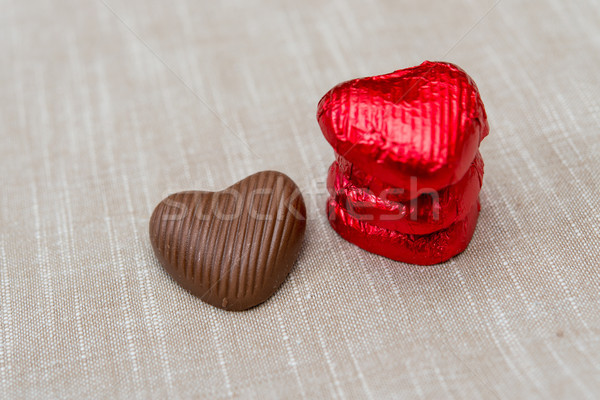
[1,0,600,398]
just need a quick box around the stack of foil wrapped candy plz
[318,61,489,265]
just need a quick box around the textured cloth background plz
[1,0,600,398]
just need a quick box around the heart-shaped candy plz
[327,152,484,234]
[317,61,489,193]
[149,171,306,311]
[327,197,480,265]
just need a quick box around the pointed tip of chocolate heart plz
[149,171,306,311]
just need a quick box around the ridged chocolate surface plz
[149,171,306,311]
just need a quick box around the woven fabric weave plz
[1,0,599,398]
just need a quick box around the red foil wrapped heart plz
[327,152,484,235]
[318,61,489,194]
[327,198,480,265]
[318,61,489,264]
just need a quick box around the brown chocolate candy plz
[149,171,306,311]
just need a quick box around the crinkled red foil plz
[335,151,484,203]
[318,61,489,264]
[317,61,489,194]
[328,152,484,235]
[327,198,480,265]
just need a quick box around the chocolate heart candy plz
[317,61,489,193]
[149,171,306,311]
